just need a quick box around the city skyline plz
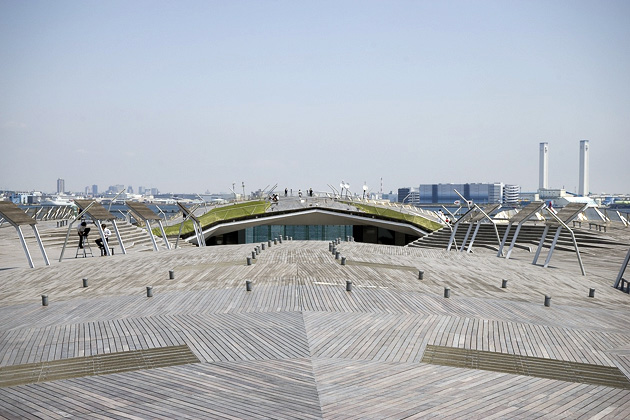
[1,1,628,195]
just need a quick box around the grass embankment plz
[155,201,270,237]
[350,202,443,232]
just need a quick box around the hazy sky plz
[1,0,629,195]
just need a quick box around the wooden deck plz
[1,223,630,418]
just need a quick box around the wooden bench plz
[588,222,607,232]
[99,246,114,256]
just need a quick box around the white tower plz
[579,140,589,196]
[539,142,549,190]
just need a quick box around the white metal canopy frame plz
[125,201,171,251]
[446,203,502,254]
[0,201,50,268]
[532,202,588,276]
[175,202,205,248]
[59,200,127,261]
[613,247,630,291]
[497,201,546,260]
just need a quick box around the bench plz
[588,222,607,232]
[99,246,114,256]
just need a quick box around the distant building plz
[579,140,590,196]
[397,187,419,205]
[56,178,65,194]
[92,185,98,195]
[398,183,520,205]
[107,184,125,194]
[127,186,134,194]
[503,185,520,204]
[138,186,145,195]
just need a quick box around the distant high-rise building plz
[127,186,134,194]
[397,187,419,205]
[579,140,589,196]
[56,178,65,194]
[92,184,98,195]
[539,142,549,189]
[411,183,515,204]
[138,186,145,195]
[150,187,159,196]
[503,185,520,204]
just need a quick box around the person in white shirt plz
[95,224,111,250]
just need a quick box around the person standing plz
[77,221,87,248]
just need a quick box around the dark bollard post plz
[41,294,48,306]
[418,270,424,280]
[274,238,277,245]
[268,240,272,247]
[252,251,256,260]
[346,236,350,242]
[444,287,450,298]
[146,286,153,297]
[341,257,346,265]
[169,270,175,280]
[501,279,508,288]
[255,247,259,255]
[346,281,352,291]
[82,278,88,288]
[279,236,283,243]
[246,280,252,291]
[262,243,266,250]
[335,251,340,260]
[332,246,337,255]
[544,295,551,307]
[247,257,252,265]
[329,242,333,252]
[588,288,595,298]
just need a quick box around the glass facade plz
[245,225,353,243]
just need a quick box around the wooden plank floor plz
[1,227,630,418]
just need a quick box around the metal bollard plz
[346,281,352,292]
[82,278,88,288]
[588,288,595,298]
[255,247,259,255]
[341,257,346,265]
[146,286,153,297]
[169,270,175,280]
[274,238,277,245]
[501,279,508,288]
[279,236,283,243]
[335,251,340,260]
[418,270,424,280]
[329,242,333,252]
[444,287,450,298]
[41,294,48,306]
[346,236,350,242]
[246,280,252,291]
[247,257,252,265]
[252,251,256,260]
[262,243,266,250]
[268,240,272,247]
[332,246,337,255]
[544,295,551,307]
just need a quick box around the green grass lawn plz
[155,201,270,237]
[349,202,443,232]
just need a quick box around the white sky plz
[1,0,629,195]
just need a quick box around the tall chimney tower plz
[539,142,549,190]
[579,140,589,196]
